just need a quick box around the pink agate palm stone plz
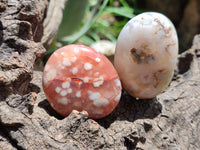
[43,44,122,119]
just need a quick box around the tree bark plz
[0,0,67,98]
[0,0,200,149]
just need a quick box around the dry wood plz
[0,0,200,149]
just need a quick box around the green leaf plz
[96,19,110,27]
[80,35,95,45]
[105,6,134,18]
[57,0,89,39]
[118,0,130,8]
[89,32,100,41]
[60,0,109,44]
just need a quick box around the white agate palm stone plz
[114,12,178,99]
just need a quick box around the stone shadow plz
[96,91,162,129]
[38,99,64,120]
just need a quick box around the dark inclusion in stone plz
[130,48,155,64]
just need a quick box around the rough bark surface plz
[0,35,200,149]
[0,1,200,150]
[0,0,67,97]
[0,0,48,97]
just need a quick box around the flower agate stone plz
[114,12,178,99]
[43,44,122,119]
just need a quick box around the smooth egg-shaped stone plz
[43,44,122,119]
[114,12,178,99]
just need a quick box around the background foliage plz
[47,0,140,55]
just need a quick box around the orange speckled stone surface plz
[43,44,122,119]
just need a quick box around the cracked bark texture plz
[0,36,200,150]
[0,0,48,97]
[0,0,200,149]
[0,0,67,98]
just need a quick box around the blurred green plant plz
[47,0,137,55]
[81,0,136,45]
[57,0,88,39]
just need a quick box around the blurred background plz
[46,0,200,57]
